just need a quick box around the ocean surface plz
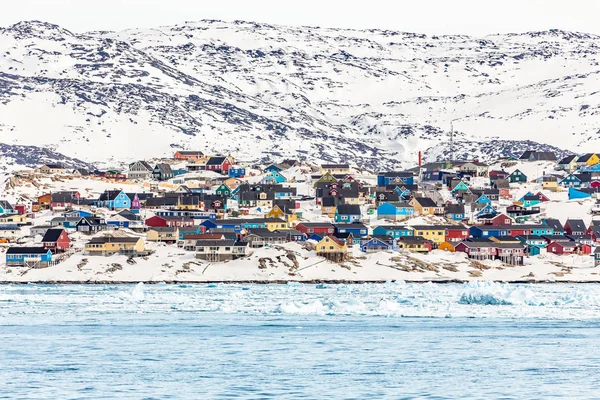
[1,282,600,399]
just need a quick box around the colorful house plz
[334,223,369,238]
[315,236,348,261]
[215,184,232,197]
[84,236,146,256]
[5,247,53,267]
[174,151,204,161]
[445,204,466,221]
[508,169,527,183]
[0,200,15,216]
[519,194,541,208]
[360,237,394,253]
[409,197,441,216]
[410,225,447,245]
[376,202,414,220]
[296,223,336,236]
[546,241,576,255]
[377,172,414,186]
[557,155,578,172]
[153,163,174,181]
[145,215,195,228]
[373,226,413,239]
[576,153,600,167]
[96,190,131,210]
[560,174,582,188]
[205,156,232,174]
[228,167,246,178]
[334,204,362,223]
[41,229,70,252]
[262,170,287,184]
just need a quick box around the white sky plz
[2,0,600,36]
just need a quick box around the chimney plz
[418,151,422,167]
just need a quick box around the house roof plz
[149,227,179,233]
[154,163,173,175]
[322,164,349,169]
[413,197,438,207]
[298,222,335,228]
[98,190,124,201]
[51,192,75,203]
[246,228,289,238]
[334,223,367,230]
[493,179,510,189]
[542,219,564,231]
[177,151,204,156]
[336,204,361,215]
[376,225,411,231]
[380,171,413,177]
[43,163,65,169]
[577,153,596,163]
[87,236,141,244]
[566,219,587,231]
[321,196,339,207]
[206,156,227,166]
[558,155,578,164]
[6,247,50,255]
[41,229,66,242]
[0,200,13,210]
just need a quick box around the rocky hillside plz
[1,20,599,170]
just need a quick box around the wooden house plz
[195,240,248,261]
[315,236,348,262]
[557,155,578,172]
[397,236,430,253]
[205,156,232,174]
[409,197,442,216]
[174,151,204,161]
[41,229,70,252]
[546,241,576,255]
[5,247,53,267]
[153,164,174,181]
[127,161,153,180]
[146,227,179,242]
[372,226,413,239]
[410,225,446,245]
[576,153,600,167]
[296,223,335,236]
[320,164,350,175]
[377,202,414,220]
[508,169,527,183]
[145,215,195,228]
[360,237,394,253]
[565,219,586,236]
[39,164,66,174]
[334,204,362,224]
[84,236,146,256]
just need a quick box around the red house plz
[51,191,81,210]
[547,241,576,255]
[536,192,550,202]
[578,244,592,255]
[174,151,204,161]
[480,213,513,226]
[15,204,27,215]
[205,156,232,174]
[295,222,335,235]
[41,228,70,252]
[444,226,470,242]
[145,215,195,228]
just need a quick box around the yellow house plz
[541,176,559,191]
[313,172,338,188]
[578,153,600,166]
[264,218,289,231]
[267,205,297,223]
[316,236,348,261]
[0,214,28,225]
[320,164,351,175]
[410,225,446,244]
[85,236,146,256]
[397,239,428,253]
[224,177,243,190]
[177,197,200,210]
[146,227,179,242]
[409,197,442,216]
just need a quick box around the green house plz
[215,184,231,197]
[508,169,527,183]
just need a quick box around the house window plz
[225,247,231,251]
[329,246,334,250]
[198,247,205,252]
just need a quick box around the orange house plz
[438,242,456,252]
[37,194,51,210]
[174,151,205,161]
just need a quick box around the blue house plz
[173,169,187,177]
[476,194,492,205]
[568,187,592,200]
[470,226,511,238]
[334,204,362,223]
[63,210,94,218]
[373,226,414,239]
[263,164,282,173]
[560,174,582,188]
[451,181,470,193]
[0,200,15,216]
[377,172,414,186]
[445,204,465,221]
[360,237,394,253]
[307,233,323,242]
[228,167,246,178]
[377,202,414,221]
[262,170,287,184]
[519,194,541,208]
[474,205,496,218]
[334,223,368,237]
[96,190,131,210]
[6,247,53,266]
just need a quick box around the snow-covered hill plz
[2,20,600,170]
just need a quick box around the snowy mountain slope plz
[1,20,600,170]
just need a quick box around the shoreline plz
[0,279,598,285]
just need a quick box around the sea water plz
[1,282,600,399]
